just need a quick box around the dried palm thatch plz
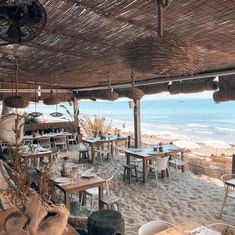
[169,77,218,95]
[4,95,29,108]
[124,35,203,75]
[213,89,235,103]
[139,82,169,95]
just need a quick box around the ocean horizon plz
[24,94,235,145]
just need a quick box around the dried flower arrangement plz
[80,115,112,137]
[0,114,69,235]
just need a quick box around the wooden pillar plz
[232,154,235,174]
[134,99,141,148]
[73,97,79,121]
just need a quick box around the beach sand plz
[58,149,235,235]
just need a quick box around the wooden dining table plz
[21,148,54,166]
[23,132,73,148]
[0,208,79,235]
[125,144,185,183]
[83,135,128,163]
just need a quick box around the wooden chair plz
[37,137,51,149]
[68,133,78,146]
[95,143,112,164]
[220,174,235,217]
[53,136,67,150]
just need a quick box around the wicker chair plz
[220,174,235,217]
[148,156,171,185]
[169,152,190,180]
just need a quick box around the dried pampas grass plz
[4,96,29,108]
[124,35,203,75]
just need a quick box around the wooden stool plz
[123,164,138,183]
[79,150,90,162]
[100,195,121,211]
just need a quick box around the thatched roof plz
[0,0,234,92]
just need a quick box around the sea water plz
[25,92,235,144]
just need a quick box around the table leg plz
[98,184,104,210]
[143,158,147,184]
[126,153,130,164]
[91,144,95,163]
[181,152,185,173]
[64,192,71,212]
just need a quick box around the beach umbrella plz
[173,140,201,150]
[204,140,231,149]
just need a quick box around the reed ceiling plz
[0,0,235,89]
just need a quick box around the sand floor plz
[58,148,235,235]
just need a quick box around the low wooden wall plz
[24,121,78,133]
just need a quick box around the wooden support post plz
[73,97,79,122]
[232,154,235,174]
[134,99,141,148]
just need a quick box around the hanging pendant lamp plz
[4,58,29,108]
[125,70,144,100]
[43,76,61,105]
[29,82,42,117]
[50,88,63,117]
[124,0,202,75]
[50,104,63,117]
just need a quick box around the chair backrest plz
[208,223,235,234]
[38,137,51,147]
[138,220,174,235]
[54,136,67,144]
[97,172,113,195]
[153,156,170,171]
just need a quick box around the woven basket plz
[4,96,29,108]
[124,35,202,75]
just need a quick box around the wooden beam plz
[134,99,141,148]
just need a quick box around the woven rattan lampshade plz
[124,35,202,75]
[4,96,29,108]
[92,90,119,101]
[4,59,29,108]
[43,91,61,105]
[169,77,218,95]
[213,89,235,103]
